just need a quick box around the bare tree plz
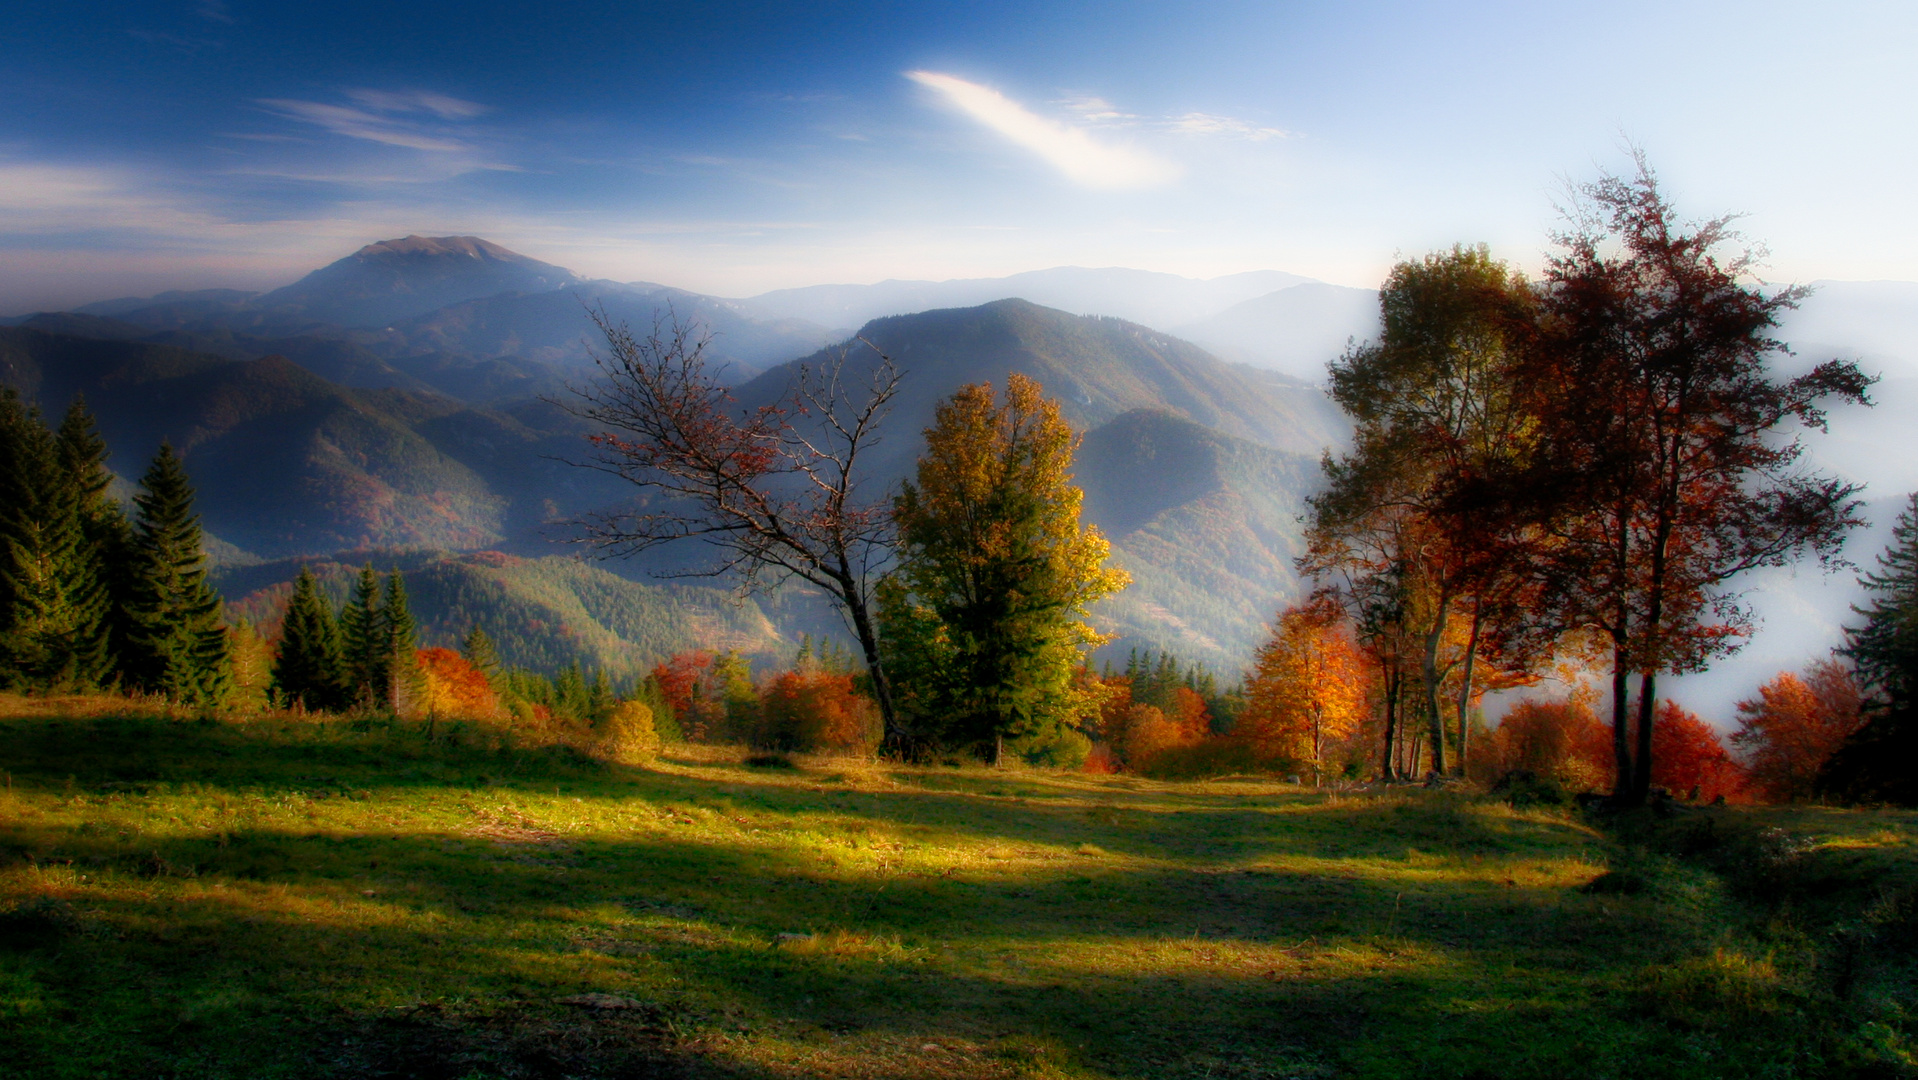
[563,308,904,740]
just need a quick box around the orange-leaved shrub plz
[418,648,500,719]
[1474,693,1613,792]
[756,668,882,754]
[1732,659,1864,802]
[1649,700,1746,802]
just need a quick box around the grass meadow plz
[3,696,1918,1079]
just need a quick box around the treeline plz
[0,392,230,704]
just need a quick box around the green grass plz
[3,696,1917,1079]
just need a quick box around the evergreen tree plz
[0,393,114,691]
[123,443,230,705]
[1820,493,1918,804]
[272,567,348,711]
[1840,492,1918,704]
[339,564,387,708]
[383,569,423,713]
[55,398,127,682]
[461,625,500,680]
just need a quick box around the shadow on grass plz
[0,711,1778,1080]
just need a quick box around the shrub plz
[593,699,659,764]
[756,669,882,755]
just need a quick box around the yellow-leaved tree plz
[880,373,1128,764]
[1237,598,1367,780]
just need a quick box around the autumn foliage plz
[417,647,500,718]
[1474,694,1614,791]
[757,668,883,754]
[1732,660,1865,802]
[1648,701,1746,802]
[1236,601,1366,776]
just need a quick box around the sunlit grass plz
[2,696,1913,1078]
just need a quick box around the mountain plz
[386,278,839,376]
[1077,410,1322,668]
[740,266,1315,333]
[252,235,584,330]
[728,301,1343,668]
[1174,282,1381,380]
[37,237,838,385]
[734,299,1349,476]
[218,550,787,675]
[0,326,630,558]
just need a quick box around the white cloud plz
[257,90,491,152]
[906,71,1180,190]
[1171,112,1288,141]
[345,89,490,120]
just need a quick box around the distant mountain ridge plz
[739,266,1317,333]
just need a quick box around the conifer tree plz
[123,443,230,705]
[1840,492,1918,704]
[461,625,500,680]
[0,393,114,690]
[339,564,387,708]
[55,398,128,681]
[272,567,348,711]
[383,569,423,713]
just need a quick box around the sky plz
[3,0,1916,311]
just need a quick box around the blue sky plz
[2,0,1914,310]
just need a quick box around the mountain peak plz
[258,235,583,329]
[352,235,533,263]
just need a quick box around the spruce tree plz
[460,625,500,680]
[124,443,230,705]
[0,393,121,692]
[339,564,387,709]
[383,569,422,713]
[1840,492,1918,704]
[1820,494,1918,804]
[272,567,348,711]
[55,398,126,684]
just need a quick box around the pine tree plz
[272,567,348,711]
[0,393,113,691]
[383,569,422,713]
[55,398,126,684]
[123,443,230,705]
[339,564,387,709]
[1820,493,1918,804]
[1840,492,1918,704]
[461,625,500,680]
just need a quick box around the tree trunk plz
[1633,669,1658,802]
[1455,605,1481,779]
[1380,663,1400,780]
[842,579,906,758]
[1420,586,1453,777]
[1610,648,1633,801]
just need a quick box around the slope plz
[0,327,631,559]
[733,299,1347,476]
[1077,409,1321,670]
[740,266,1315,331]
[1174,282,1381,380]
[217,549,786,675]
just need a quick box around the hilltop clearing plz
[5,701,1916,1078]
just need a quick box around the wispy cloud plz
[345,89,489,120]
[1170,112,1287,141]
[195,0,234,24]
[906,71,1180,190]
[257,89,489,151]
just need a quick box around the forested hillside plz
[218,551,786,675]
